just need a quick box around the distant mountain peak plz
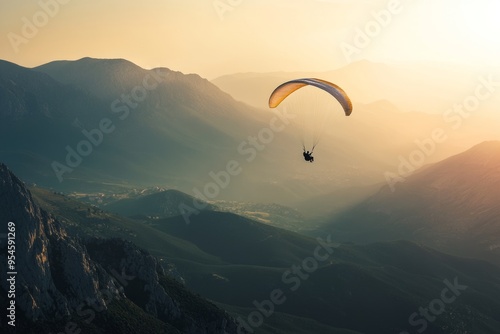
[418,140,500,177]
[33,57,177,103]
[41,56,144,70]
[465,140,500,155]
[36,57,148,83]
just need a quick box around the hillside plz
[325,141,500,265]
[103,189,216,218]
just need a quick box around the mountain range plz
[0,57,297,202]
[4,57,500,208]
[2,163,499,333]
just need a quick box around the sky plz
[1,0,500,79]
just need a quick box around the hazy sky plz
[2,0,500,78]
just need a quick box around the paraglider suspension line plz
[302,144,315,153]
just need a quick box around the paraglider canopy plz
[268,78,352,156]
[268,78,352,116]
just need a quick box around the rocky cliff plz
[0,163,240,333]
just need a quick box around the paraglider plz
[268,78,352,163]
[303,150,314,163]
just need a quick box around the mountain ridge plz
[325,140,500,265]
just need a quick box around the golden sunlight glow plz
[1,0,500,77]
[460,0,500,39]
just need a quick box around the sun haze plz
[1,0,500,78]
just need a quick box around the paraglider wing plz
[268,78,352,116]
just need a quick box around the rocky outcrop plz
[0,163,119,322]
[0,163,240,333]
[85,238,182,320]
[86,238,242,333]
